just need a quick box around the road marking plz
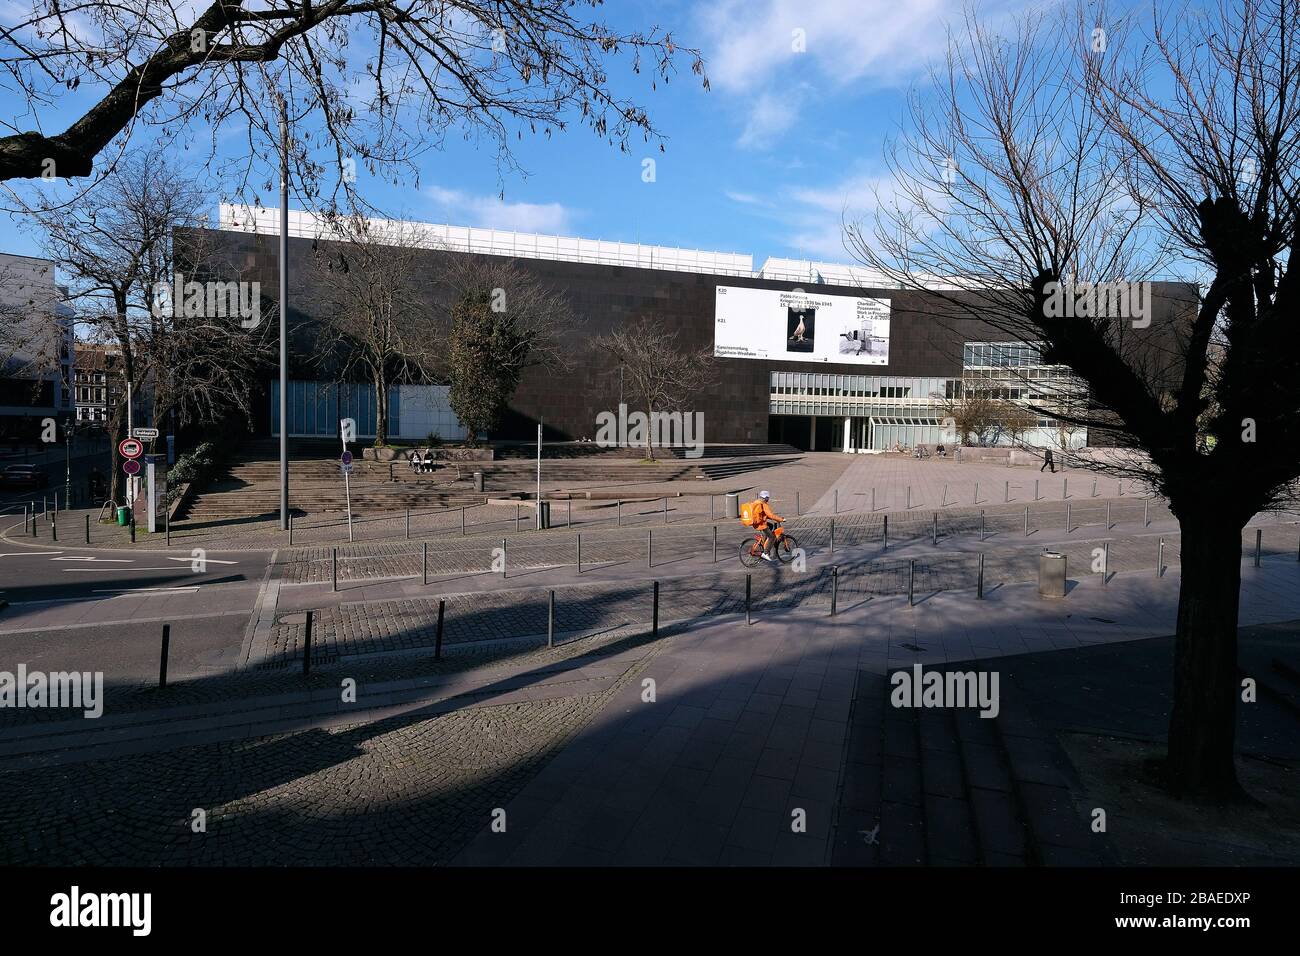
[165,556,238,565]
[1,552,63,557]
[91,586,200,595]
[51,556,133,563]
[65,567,201,573]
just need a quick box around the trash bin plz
[473,471,484,492]
[1038,549,1067,598]
[725,492,740,519]
[116,506,130,526]
[537,501,551,530]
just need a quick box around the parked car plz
[0,464,49,490]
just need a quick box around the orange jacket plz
[746,499,783,527]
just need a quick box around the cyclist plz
[743,490,784,561]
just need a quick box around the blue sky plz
[4,0,1076,267]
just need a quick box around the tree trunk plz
[374,376,388,445]
[1165,516,1245,800]
[644,404,654,461]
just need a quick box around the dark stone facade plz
[182,226,1196,444]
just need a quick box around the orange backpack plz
[740,501,761,527]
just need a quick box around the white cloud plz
[737,87,809,149]
[423,185,577,234]
[769,171,919,260]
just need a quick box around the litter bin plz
[537,501,551,530]
[1038,549,1067,598]
[725,492,740,519]
[473,471,484,492]
[116,506,130,526]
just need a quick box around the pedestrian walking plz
[1040,448,1056,473]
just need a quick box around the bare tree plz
[0,1,706,191]
[25,149,274,501]
[309,211,444,445]
[438,254,569,443]
[597,317,715,460]
[849,0,1300,799]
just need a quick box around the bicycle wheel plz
[738,538,763,568]
[776,534,799,563]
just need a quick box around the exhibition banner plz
[713,285,891,365]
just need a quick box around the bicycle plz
[739,522,799,567]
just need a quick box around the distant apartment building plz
[73,343,124,429]
[0,252,75,441]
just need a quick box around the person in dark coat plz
[1040,448,1056,473]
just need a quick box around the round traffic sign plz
[119,438,144,459]
[122,459,141,476]
[341,450,353,465]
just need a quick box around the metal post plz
[1254,528,1262,567]
[1103,541,1109,585]
[647,529,652,568]
[906,485,911,510]
[710,496,715,521]
[278,94,289,531]
[980,510,985,539]
[941,483,947,506]
[302,609,312,676]
[908,559,915,606]
[831,565,838,616]
[288,512,293,546]
[974,481,979,505]
[617,499,622,526]
[1157,537,1164,577]
[796,492,801,516]
[461,505,466,536]
[547,589,555,648]
[745,574,752,625]
[1063,477,1068,499]
[1106,501,1112,530]
[977,553,984,599]
[834,489,838,514]
[663,497,668,525]
[51,509,57,541]
[653,580,660,637]
[883,514,889,550]
[515,503,520,533]
[1034,479,1040,501]
[1025,506,1029,535]
[159,624,171,688]
[129,515,135,543]
[84,513,90,545]
[536,422,542,529]
[406,508,410,539]
[576,532,583,573]
[435,600,445,659]
[501,538,507,577]
[871,488,876,512]
[1004,480,1009,503]
[422,541,428,585]
[332,548,337,591]
[712,525,717,563]
[165,505,170,546]
[932,512,938,546]
[567,499,571,528]
[1092,479,1097,498]
[1144,501,1149,527]
[1066,502,1071,532]
[830,517,835,554]
[1118,479,1123,496]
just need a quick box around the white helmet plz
[759,490,771,500]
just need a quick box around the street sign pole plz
[278,94,290,532]
[536,421,542,530]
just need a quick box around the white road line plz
[164,556,238,565]
[50,556,133,562]
[64,567,200,573]
[0,551,63,557]
[91,586,200,594]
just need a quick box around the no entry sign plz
[119,438,144,459]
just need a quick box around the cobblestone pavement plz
[0,637,667,865]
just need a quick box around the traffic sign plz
[122,459,141,476]
[341,462,354,475]
[132,427,159,441]
[119,438,144,459]
[341,450,353,466]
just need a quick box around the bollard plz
[1144,501,1149,527]
[51,509,56,541]
[422,541,428,585]
[653,580,660,637]
[435,600,445,659]
[1157,537,1164,577]
[165,507,170,546]
[745,574,752,625]
[974,482,979,505]
[332,548,338,591]
[872,488,877,512]
[159,624,171,688]
[406,508,410,539]
[1025,505,1029,535]
[647,529,652,568]
[1004,480,1009,503]
[663,497,668,525]
[288,513,293,546]
[712,525,717,564]
[84,514,90,545]
[129,516,136,543]
[617,499,622,526]
[1092,479,1098,498]
[710,495,715,521]
[302,609,313,676]
[1118,479,1124,496]
[1066,502,1071,532]
[547,590,555,648]
[577,533,582,573]
[1103,541,1109,585]
[1063,477,1069,499]
[1035,479,1040,501]
[515,503,520,533]
[977,553,985,599]
[796,492,801,516]
[501,538,507,577]
[942,483,948,506]
[906,486,911,510]
[1255,528,1262,567]
[883,514,889,550]
[834,489,839,514]
[22,504,27,535]
[567,499,572,528]
[980,510,985,539]
[461,506,466,536]
[830,517,835,554]
[908,559,915,606]
[1106,501,1111,530]
[932,512,938,546]
[831,566,839,616]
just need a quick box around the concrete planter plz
[364,446,398,462]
